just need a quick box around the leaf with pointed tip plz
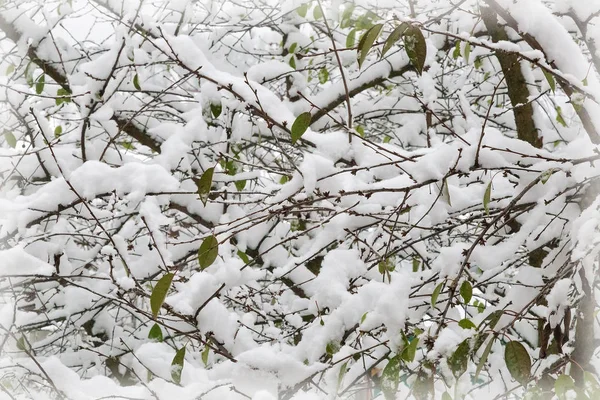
[4,131,16,148]
[202,346,210,366]
[150,273,174,319]
[313,5,323,20]
[381,354,402,400]
[291,112,311,144]
[237,250,250,264]
[194,167,214,206]
[402,337,419,362]
[210,102,222,118]
[235,179,246,191]
[171,346,186,384]
[198,235,219,270]
[412,257,420,272]
[346,29,356,48]
[133,74,141,90]
[336,361,348,393]
[296,3,308,18]
[381,23,408,58]
[35,74,45,95]
[448,339,469,378]
[318,67,329,84]
[543,70,556,93]
[464,42,471,64]
[403,25,427,75]
[504,341,531,384]
[458,318,476,330]
[148,323,163,342]
[475,334,495,379]
[431,282,443,308]
[357,24,383,68]
[483,181,492,215]
[453,41,461,60]
[460,280,473,304]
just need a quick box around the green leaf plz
[54,126,63,137]
[378,258,394,275]
[198,235,219,270]
[474,56,482,69]
[171,346,186,384]
[504,341,531,385]
[357,23,383,68]
[289,55,296,69]
[318,67,329,84]
[291,112,311,144]
[381,23,408,58]
[237,250,250,264]
[448,339,469,378]
[412,257,420,272]
[555,374,574,400]
[16,336,27,351]
[35,74,45,95]
[210,102,222,118]
[234,179,246,191]
[381,354,402,400]
[326,342,339,356]
[383,135,392,143]
[289,42,297,54]
[5,64,15,75]
[453,41,461,60]
[341,4,355,27]
[431,282,443,308]
[346,29,356,48]
[403,25,427,75]
[543,70,556,93]
[402,337,419,362]
[296,3,308,18]
[56,88,72,105]
[194,167,214,206]
[475,335,495,379]
[313,5,323,20]
[464,42,471,64]
[120,141,135,150]
[460,280,473,304]
[413,370,434,400]
[555,106,567,127]
[336,361,348,393]
[150,273,174,319]
[477,301,485,313]
[584,371,600,397]
[4,131,17,148]
[202,346,210,366]
[148,323,163,342]
[360,312,368,324]
[355,125,365,137]
[458,318,476,330]
[133,73,141,90]
[483,181,492,215]
[279,175,289,184]
[442,392,452,400]
[479,310,502,330]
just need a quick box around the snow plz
[1,1,599,399]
